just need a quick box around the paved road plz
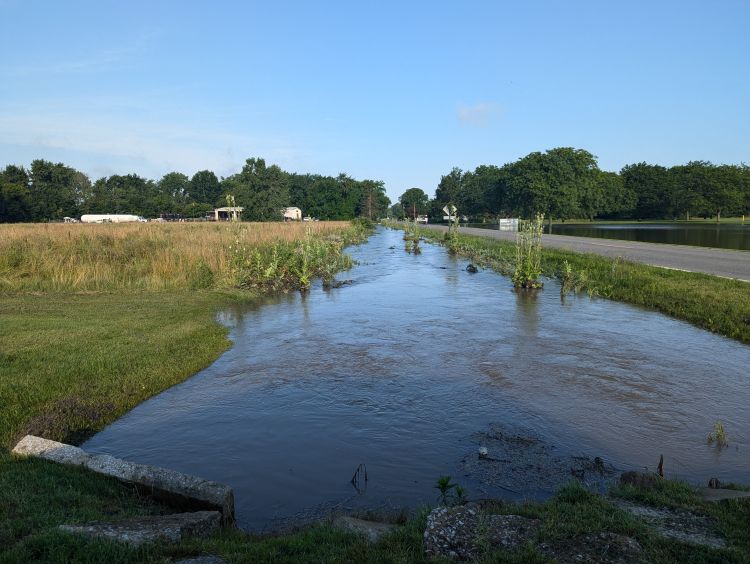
[422,224,750,282]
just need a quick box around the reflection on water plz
[469,222,750,250]
[83,227,750,531]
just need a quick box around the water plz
[83,228,750,530]
[468,222,750,250]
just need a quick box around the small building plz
[211,207,244,221]
[282,207,302,221]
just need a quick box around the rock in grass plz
[332,515,398,544]
[538,532,643,563]
[423,505,539,560]
[59,511,221,547]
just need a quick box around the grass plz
[418,227,750,344]
[0,291,248,449]
[0,220,374,559]
[0,221,353,292]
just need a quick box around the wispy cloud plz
[0,108,308,179]
[2,31,157,76]
[456,102,498,127]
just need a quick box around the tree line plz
[394,148,750,222]
[0,157,391,222]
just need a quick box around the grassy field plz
[423,228,750,345]
[0,220,373,559]
[0,221,352,292]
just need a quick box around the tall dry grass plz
[0,221,351,292]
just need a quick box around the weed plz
[707,421,729,448]
[512,214,544,289]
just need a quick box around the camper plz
[282,207,302,221]
[80,214,147,224]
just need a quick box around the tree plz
[621,163,676,219]
[506,148,599,224]
[28,159,80,220]
[188,170,222,206]
[223,158,290,221]
[399,187,429,219]
[357,179,390,219]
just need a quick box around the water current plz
[83,227,750,530]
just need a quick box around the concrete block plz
[59,511,220,547]
[12,435,234,524]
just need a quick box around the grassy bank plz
[421,227,750,344]
[0,220,373,559]
[3,472,748,562]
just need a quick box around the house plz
[210,207,244,221]
[282,207,302,221]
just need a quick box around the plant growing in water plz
[512,213,544,289]
[707,420,728,448]
[434,475,467,506]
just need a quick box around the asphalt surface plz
[422,224,750,282]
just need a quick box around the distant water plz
[468,222,750,250]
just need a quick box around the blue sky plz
[1,0,748,201]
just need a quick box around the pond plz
[468,221,750,250]
[83,227,750,531]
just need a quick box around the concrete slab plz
[13,435,235,524]
[59,511,220,547]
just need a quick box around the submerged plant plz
[707,420,729,448]
[512,213,544,289]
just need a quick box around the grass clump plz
[512,214,544,289]
[707,421,729,448]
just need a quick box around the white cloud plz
[456,102,498,127]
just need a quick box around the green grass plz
[0,291,253,449]
[423,229,750,344]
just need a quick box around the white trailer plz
[80,214,147,224]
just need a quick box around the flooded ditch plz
[83,227,750,531]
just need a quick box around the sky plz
[1,0,749,201]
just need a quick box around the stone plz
[423,505,539,560]
[614,500,726,549]
[538,532,643,563]
[698,487,750,503]
[13,435,235,524]
[59,511,220,547]
[332,515,398,544]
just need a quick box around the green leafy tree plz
[189,170,222,205]
[223,158,290,221]
[399,187,429,219]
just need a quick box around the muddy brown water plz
[83,227,750,531]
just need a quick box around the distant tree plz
[621,163,676,219]
[506,148,599,225]
[223,158,290,221]
[399,187,429,219]
[434,167,464,210]
[389,202,405,219]
[28,159,80,220]
[357,179,390,219]
[188,170,222,205]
